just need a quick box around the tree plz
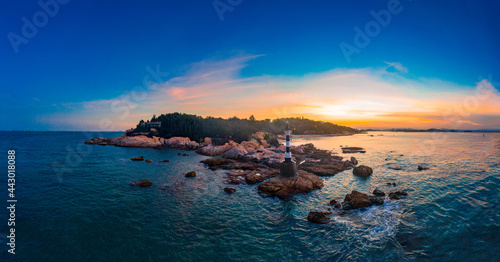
[249,115,256,121]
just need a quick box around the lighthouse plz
[280,121,297,177]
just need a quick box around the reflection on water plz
[0,131,498,261]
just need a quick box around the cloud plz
[37,55,500,131]
[384,61,408,73]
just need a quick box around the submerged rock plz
[130,180,153,187]
[342,147,366,153]
[131,156,144,161]
[417,164,429,171]
[258,171,324,200]
[388,191,408,200]
[353,165,373,178]
[185,171,196,178]
[160,160,170,162]
[373,188,386,196]
[224,187,236,194]
[307,211,331,224]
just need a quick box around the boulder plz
[258,171,324,199]
[223,146,248,160]
[196,141,238,156]
[185,171,196,178]
[353,165,373,178]
[307,211,331,224]
[224,187,236,194]
[373,188,385,196]
[344,191,373,210]
[388,191,408,200]
[130,180,153,187]
[163,137,199,150]
[131,156,144,161]
[145,159,153,163]
[350,156,358,165]
[115,135,162,148]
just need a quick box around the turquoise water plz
[0,131,499,261]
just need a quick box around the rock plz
[245,169,279,184]
[373,188,386,196]
[145,159,153,163]
[388,191,408,200]
[307,211,331,224]
[202,137,212,146]
[130,180,153,187]
[131,156,144,161]
[183,154,188,156]
[344,191,373,210]
[417,165,429,171]
[196,141,238,156]
[178,153,181,156]
[224,170,247,185]
[342,147,366,153]
[85,137,111,145]
[163,137,199,150]
[200,158,231,170]
[223,146,248,160]
[329,199,341,208]
[258,171,323,199]
[185,171,196,178]
[353,165,373,178]
[350,157,358,165]
[369,196,385,205]
[299,160,347,176]
[160,160,170,162]
[115,135,162,148]
[224,187,236,194]
[388,166,403,170]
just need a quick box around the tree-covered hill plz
[134,112,359,142]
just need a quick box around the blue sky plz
[1,0,499,130]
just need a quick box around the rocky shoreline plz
[86,131,367,199]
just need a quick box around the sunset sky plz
[1,0,499,131]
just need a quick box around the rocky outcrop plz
[222,146,248,160]
[224,170,247,185]
[196,141,239,156]
[353,165,373,178]
[245,169,279,184]
[130,180,153,187]
[258,171,324,199]
[343,190,384,210]
[163,137,199,150]
[131,156,144,161]
[116,135,162,147]
[307,211,331,224]
[299,159,352,176]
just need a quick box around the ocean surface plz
[0,131,499,261]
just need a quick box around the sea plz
[0,131,499,262]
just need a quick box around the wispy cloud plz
[37,55,500,130]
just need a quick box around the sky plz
[1,0,499,131]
